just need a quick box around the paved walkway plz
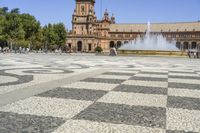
[0,53,200,133]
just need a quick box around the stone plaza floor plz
[0,53,200,133]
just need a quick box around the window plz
[118,34,123,38]
[81,6,85,12]
[111,34,116,38]
[125,34,130,38]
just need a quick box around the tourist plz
[26,48,30,54]
[113,47,118,56]
[187,50,191,58]
[59,48,62,55]
[110,47,117,56]
[19,46,22,54]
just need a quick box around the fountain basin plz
[117,50,188,57]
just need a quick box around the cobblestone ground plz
[0,53,200,133]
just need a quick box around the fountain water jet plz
[117,22,187,56]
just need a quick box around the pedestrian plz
[0,47,2,53]
[19,46,22,54]
[59,48,62,55]
[197,51,200,58]
[26,48,29,54]
[113,47,118,56]
[187,50,191,58]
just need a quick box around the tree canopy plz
[0,7,68,51]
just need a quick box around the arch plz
[176,42,181,49]
[88,44,92,51]
[191,42,197,49]
[77,41,82,51]
[183,42,189,51]
[110,41,115,48]
[124,41,129,44]
[116,41,122,49]
[68,43,71,48]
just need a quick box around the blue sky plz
[1,0,200,30]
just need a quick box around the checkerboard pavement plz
[0,68,200,133]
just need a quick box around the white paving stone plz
[0,76,18,84]
[98,91,167,108]
[169,73,199,77]
[123,80,168,88]
[167,108,200,132]
[53,120,165,133]
[169,78,200,84]
[95,74,131,80]
[168,88,200,98]
[62,82,118,91]
[141,70,168,73]
[109,70,139,74]
[0,96,92,118]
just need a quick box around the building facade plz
[66,0,200,52]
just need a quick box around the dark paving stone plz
[113,84,167,95]
[168,83,200,90]
[81,78,125,84]
[37,87,107,101]
[166,130,197,133]
[167,96,200,110]
[74,102,166,128]
[168,75,200,80]
[103,72,136,76]
[139,72,168,75]
[0,111,65,133]
[23,68,73,74]
[129,76,168,82]
[0,74,33,87]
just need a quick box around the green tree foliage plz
[0,7,68,50]
[43,23,67,50]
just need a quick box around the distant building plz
[66,0,200,52]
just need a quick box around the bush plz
[95,46,103,53]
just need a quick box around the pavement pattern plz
[0,53,200,133]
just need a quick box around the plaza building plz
[66,0,200,52]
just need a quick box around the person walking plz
[19,46,22,54]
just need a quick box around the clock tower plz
[72,0,97,35]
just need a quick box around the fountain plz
[117,22,187,56]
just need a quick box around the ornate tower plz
[72,0,96,35]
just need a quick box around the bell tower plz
[72,0,96,35]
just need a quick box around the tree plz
[42,23,67,50]
[0,7,68,51]
[53,23,67,48]
[10,8,20,14]
[4,12,26,48]
[20,13,42,49]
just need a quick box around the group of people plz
[188,50,200,58]
[0,47,10,54]
[0,46,30,54]
[17,46,30,54]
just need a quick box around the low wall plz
[117,50,188,57]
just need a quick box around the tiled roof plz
[110,22,200,32]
